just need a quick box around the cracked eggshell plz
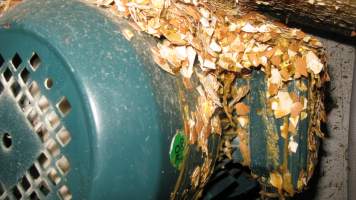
[306,51,323,75]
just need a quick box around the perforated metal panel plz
[0,0,199,199]
[0,52,73,200]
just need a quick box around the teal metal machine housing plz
[0,0,192,199]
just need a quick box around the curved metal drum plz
[0,0,220,199]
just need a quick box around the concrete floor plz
[304,37,355,200]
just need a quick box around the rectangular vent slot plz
[20,176,31,191]
[27,109,40,128]
[38,152,50,169]
[29,53,41,70]
[12,53,22,69]
[0,82,3,95]
[30,191,40,200]
[3,68,12,82]
[47,111,60,129]
[18,94,31,112]
[58,185,72,200]
[36,125,49,143]
[57,97,72,116]
[0,183,4,196]
[57,128,71,147]
[48,168,61,185]
[56,156,70,175]
[29,81,40,99]
[46,139,60,157]
[11,81,21,97]
[39,180,50,196]
[0,54,4,67]
[38,96,50,112]
[29,164,40,179]
[12,186,22,200]
[20,68,30,84]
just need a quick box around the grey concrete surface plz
[313,39,355,200]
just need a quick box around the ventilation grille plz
[0,52,73,200]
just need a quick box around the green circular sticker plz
[169,130,187,170]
